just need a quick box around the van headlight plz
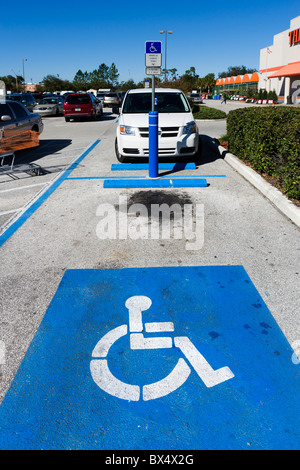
[120,125,136,135]
[183,121,197,134]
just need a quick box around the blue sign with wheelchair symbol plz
[146,41,162,54]
[0,266,299,450]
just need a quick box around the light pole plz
[23,59,27,91]
[160,30,172,81]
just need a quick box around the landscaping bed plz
[226,107,300,201]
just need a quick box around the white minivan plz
[114,88,200,162]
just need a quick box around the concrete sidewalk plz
[202,98,300,114]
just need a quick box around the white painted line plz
[0,182,45,194]
[0,141,97,237]
[0,208,22,216]
[130,333,172,350]
[90,359,140,401]
[145,322,174,333]
[143,358,191,401]
[174,336,234,388]
[126,296,152,333]
[91,324,127,358]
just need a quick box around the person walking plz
[221,93,227,104]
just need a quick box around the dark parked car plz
[63,93,103,121]
[5,93,36,112]
[0,99,43,151]
[31,92,44,103]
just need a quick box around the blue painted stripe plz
[111,162,196,171]
[0,140,101,248]
[67,174,226,180]
[103,178,207,188]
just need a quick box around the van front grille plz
[143,148,176,156]
[138,127,179,138]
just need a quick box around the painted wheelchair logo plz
[90,296,234,401]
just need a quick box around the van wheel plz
[195,137,202,161]
[115,138,126,163]
[65,117,70,122]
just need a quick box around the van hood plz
[119,113,194,128]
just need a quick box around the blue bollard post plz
[148,111,158,178]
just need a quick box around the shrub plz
[227,107,300,199]
[193,105,226,120]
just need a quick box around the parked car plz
[31,92,44,103]
[189,93,203,104]
[5,93,36,112]
[114,88,200,162]
[63,93,103,121]
[33,96,64,116]
[96,92,106,102]
[0,99,43,151]
[103,92,121,108]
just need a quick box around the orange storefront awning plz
[269,61,300,78]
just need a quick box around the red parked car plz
[63,93,103,121]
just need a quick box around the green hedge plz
[227,107,300,199]
[193,105,226,120]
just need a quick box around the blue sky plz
[1,1,299,85]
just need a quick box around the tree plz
[161,68,178,81]
[96,63,109,83]
[185,66,197,77]
[169,68,178,80]
[108,63,119,87]
[73,70,89,91]
[202,73,215,93]
[218,65,257,78]
[0,74,24,93]
[119,79,137,91]
[42,74,66,92]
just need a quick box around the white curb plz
[218,145,300,228]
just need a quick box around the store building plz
[215,73,259,96]
[259,16,300,103]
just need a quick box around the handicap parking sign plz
[0,266,299,450]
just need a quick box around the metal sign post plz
[145,42,162,178]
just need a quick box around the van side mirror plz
[192,105,200,113]
[112,106,120,115]
[1,115,12,121]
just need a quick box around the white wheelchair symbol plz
[90,296,234,401]
[149,43,158,53]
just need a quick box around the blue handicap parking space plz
[0,266,299,450]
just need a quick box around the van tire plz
[195,137,202,161]
[115,138,126,163]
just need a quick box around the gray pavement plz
[0,110,299,406]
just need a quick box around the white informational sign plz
[145,67,162,76]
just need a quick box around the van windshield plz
[122,92,190,113]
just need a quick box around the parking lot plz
[0,106,299,450]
